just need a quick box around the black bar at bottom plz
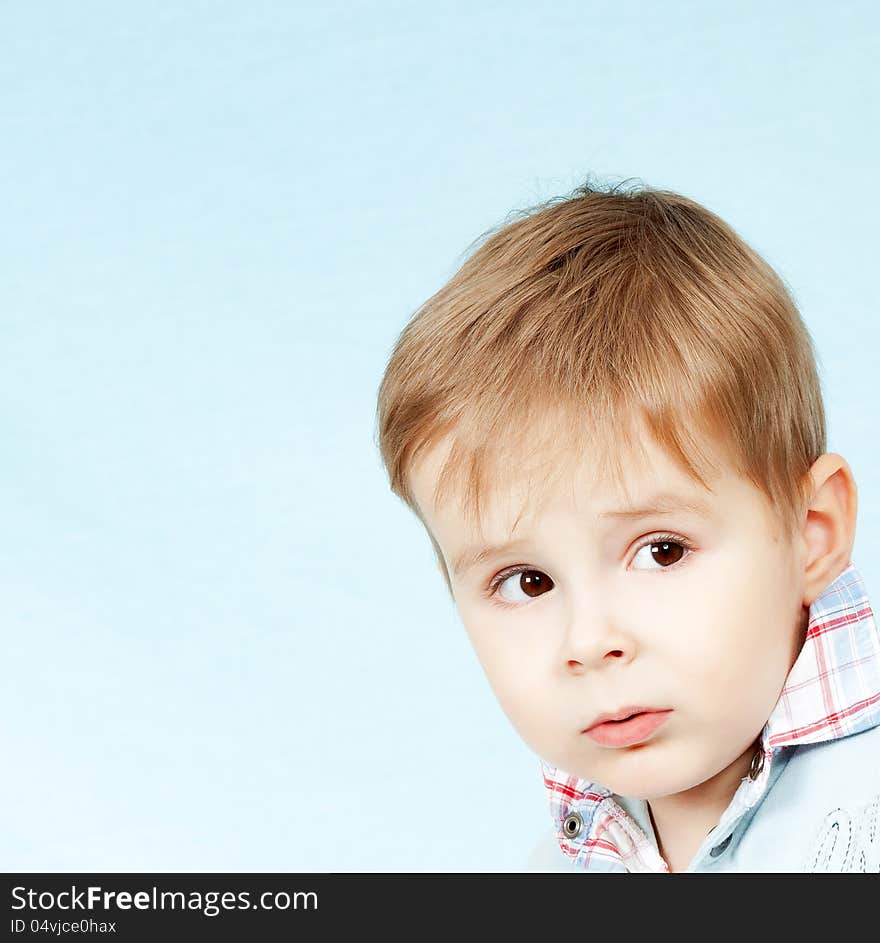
[3,872,872,940]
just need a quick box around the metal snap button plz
[748,749,765,781]
[562,811,584,839]
[709,834,732,858]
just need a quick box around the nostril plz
[609,650,624,658]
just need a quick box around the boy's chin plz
[560,747,702,800]
[598,759,727,802]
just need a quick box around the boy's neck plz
[646,740,758,872]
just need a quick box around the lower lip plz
[584,710,672,747]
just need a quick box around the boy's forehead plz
[410,429,724,540]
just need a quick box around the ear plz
[801,452,858,607]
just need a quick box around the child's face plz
[408,428,809,801]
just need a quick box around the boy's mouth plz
[582,708,673,748]
[584,706,662,730]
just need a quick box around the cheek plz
[475,637,542,703]
[463,610,534,673]
[464,622,551,717]
[680,547,785,648]
[669,597,799,716]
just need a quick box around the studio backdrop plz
[3,0,878,871]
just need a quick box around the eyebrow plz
[451,492,712,577]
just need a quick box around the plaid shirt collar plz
[541,561,880,872]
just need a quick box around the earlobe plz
[801,453,859,606]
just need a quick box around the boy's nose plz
[567,648,626,669]
[561,620,637,671]
[566,648,630,674]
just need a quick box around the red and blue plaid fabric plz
[541,560,880,872]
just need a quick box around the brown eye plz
[494,569,555,604]
[632,536,691,571]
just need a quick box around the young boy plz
[373,180,880,872]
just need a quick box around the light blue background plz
[3,1,878,871]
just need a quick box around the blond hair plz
[374,178,826,597]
